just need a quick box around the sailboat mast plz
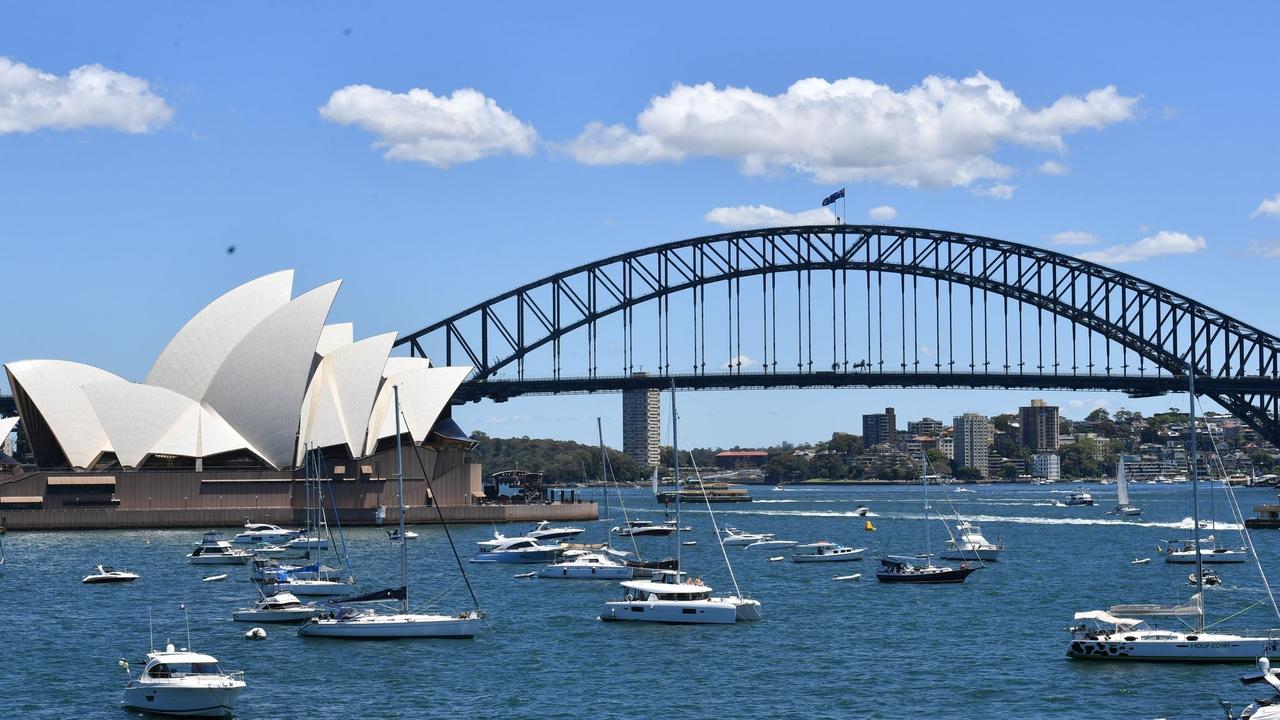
[596,417,608,521]
[671,383,681,573]
[1190,365,1205,629]
[923,458,930,561]
[394,385,408,614]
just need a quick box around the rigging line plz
[930,469,987,569]
[316,448,355,583]
[600,444,642,559]
[686,450,743,599]
[1196,396,1280,623]
[398,409,483,614]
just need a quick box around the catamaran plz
[1067,370,1280,661]
[298,385,482,639]
[600,384,760,624]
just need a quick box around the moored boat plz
[121,643,245,717]
[792,542,863,562]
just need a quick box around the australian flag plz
[821,188,845,207]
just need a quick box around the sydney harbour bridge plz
[394,224,1280,447]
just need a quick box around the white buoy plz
[832,573,862,581]
[244,627,267,640]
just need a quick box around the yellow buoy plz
[865,520,877,532]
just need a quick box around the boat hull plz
[278,580,353,596]
[470,550,561,563]
[122,684,243,717]
[297,614,480,638]
[1165,551,1248,564]
[186,554,251,565]
[793,551,863,562]
[231,607,319,623]
[1066,633,1280,661]
[939,548,1002,562]
[876,566,978,583]
[538,565,634,579]
[599,599,741,624]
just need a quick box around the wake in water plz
[702,508,1243,530]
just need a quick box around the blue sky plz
[3,3,1279,448]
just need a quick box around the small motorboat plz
[1063,491,1095,507]
[83,565,139,584]
[767,556,785,562]
[1191,569,1223,587]
[851,505,874,517]
[832,573,862,581]
[202,573,228,582]
[232,591,321,623]
[243,627,267,640]
[386,529,419,541]
[120,642,245,717]
[792,542,864,562]
[188,531,254,565]
[721,527,771,546]
[682,541,697,546]
[1131,557,1151,565]
[953,487,975,494]
[513,572,536,579]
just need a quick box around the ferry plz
[655,482,753,504]
[1246,504,1280,529]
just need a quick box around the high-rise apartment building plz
[954,412,995,479]
[1020,399,1060,451]
[862,407,897,447]
[907,417,944,437]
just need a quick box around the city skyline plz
[4,4,1279,449]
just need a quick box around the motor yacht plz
[792,542,864,562]
[1064,490,1095,506]
[187,532,254,565]
[82,565,139,584]
[939,522,1004,562]
[538,550,634,579]
[613,519,677,537]
[231,522,300,545]
[599,570,761,624]
[527,520,585,541]
[470,536,563,563]
[120,643,245,718]
[1163,537,1248,564]
[232,592,320,623]
[875,556,979,583]
[720,527,770,546]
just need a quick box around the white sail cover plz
[146,270,294,402]
[1109,593,1203,618]
[204,281,341,468]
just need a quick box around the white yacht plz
[600,570,761,624]
[792,542,864,562]
[231,522,299,545]
[187,532,254,565]
[538,551,634,579]
[82,565,139,584]
[1067,596,1280,661]
[470,536,563,564]
[297,386,482,640]
[1163,536,1248,564]
[939,522,1004,562]
[720,527,770,546]
[613,519,677,537]
[232,592,320,623]
[527,520,585,541]
[1063,490,1095,506]
[121,643,245,718]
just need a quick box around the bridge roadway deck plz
[457,371,1280,402]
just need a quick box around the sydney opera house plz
[0,271,593,529]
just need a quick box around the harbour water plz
[3,483,1278,718]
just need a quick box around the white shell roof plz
[0,415,18,441]
[146,270,294,402]
[365,365,471,452]
[204,280,341,469]
[4,360,124,468]
[83,382,261,468]
[316,323,354,357]
[297,331,395,464]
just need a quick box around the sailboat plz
[273,447,355,596]
[1066,369,1280,661]
[1108,458,1142,516]
[876,453,980,583]
[298,385,482,639]
[600,383,761,624]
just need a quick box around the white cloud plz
[869,205,897,221]
[704,204,835,229]
[1247,239,1280,258]
[722,355,758,369]
[1252,193,1280,219]
[1047,230,1100,246]
[1038,160,1069,175]
[566,73,1136,188]
[971,184,1016,200]
[0,56,172,134]
[1078,230,1206,264]
[320,85,537,167]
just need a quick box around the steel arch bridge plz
[395,224,1280,445]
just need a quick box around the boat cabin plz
[620,570,712,601]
